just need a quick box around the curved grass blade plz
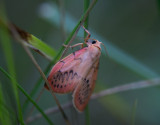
[0,67,54,125]
[27,35,56,60]
[0,83,12,125]
[0,5,24,124]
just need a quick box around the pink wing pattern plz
[45,47,88,93]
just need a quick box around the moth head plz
[87,38,108,55]
[87,38,102,49]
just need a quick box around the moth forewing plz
[46,48,88,93]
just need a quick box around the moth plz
[45,26,103,112]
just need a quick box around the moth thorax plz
[89,46,101,59]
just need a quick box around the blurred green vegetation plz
[0,0,160,125]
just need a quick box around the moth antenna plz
[81,25,91,43]
[101,43,109,57]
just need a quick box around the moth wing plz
[72,59,99,112]
[45,48,88,93]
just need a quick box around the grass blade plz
[0,83,12,125]
[85,105,90,125]
[0,67,54,125]
[0,5,24,124]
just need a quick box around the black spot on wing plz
[69,70,73,79]
[51,70,79,90]
[68,70,79,80]
[64,71,68,80]
[72,72,78,79]
[87,80,89,83]
[57,84,59,88]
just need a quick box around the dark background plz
[0,0,160,125]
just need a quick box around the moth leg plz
[62,44,69,48]
[63,43,84,49]
[81,25,91,43]
[71,43,84,48]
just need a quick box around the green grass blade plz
[0,67,54,125]
[0,5,24,124]
[84,105,90,125]
[28,35,56,59]
[0,83,12,125]
[84,0,90,37]
[18,84,54,125]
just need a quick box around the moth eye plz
[92,40,96,44]
[88,39,97,44]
